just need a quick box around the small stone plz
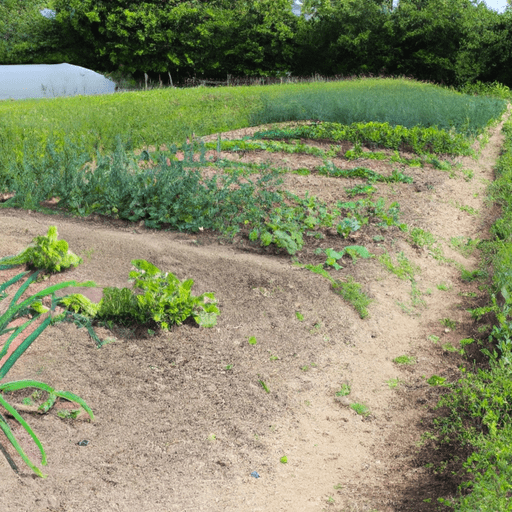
[444,328,450,333]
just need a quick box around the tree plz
[48,0,298,80]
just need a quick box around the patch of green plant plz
[427,375,447,386]
[295,311,304,321]
[449,236,480,258]
[332,277,373,319]
[440,318,457,330]
[437,282,452,291]
[57,409,82,420]
[350,402,370,417]
[393,355,416,365]
[251,80,505,140]
[454,202,479,215]
[386,378,401,389]
[409,227,437,249]
[461,268,488,282]
[335,383,351,397]
[248,336,257,345]
[428,334,440,343]
[318,161,413,184]
[379,251,419,281]
[59,259,219,331]
[344,183,376,197]
[459,80,512,100]
[322,246,372,270]
[0,268,94,477]
[0,226,82,273]
[280,455,288,464]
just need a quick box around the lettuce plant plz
[0,226,82,273]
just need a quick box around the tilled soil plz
[0,112,508,512]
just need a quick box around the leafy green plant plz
[428,334,440,343]
[280,455,288,464]
[427,375,447,386]
[350,403,370,417]
[295,311,304,321]
[335,383,351,397]
[440,318,457,330]
[248,336,257,345]
[336,217,362,238]
[0,226,82,273]
[437,282,452,291]
[0,269,94,477]
[393,355,416,365]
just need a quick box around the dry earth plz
[0,111,508,512]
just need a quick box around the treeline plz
[1,0,512,88]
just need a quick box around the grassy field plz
[0,78,506,179]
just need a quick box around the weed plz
[295,311,304,321]
[440,318,457,330]
[428,334,440,343]
[393,355,416,365]
[57,409,82,420]
[427,375,447,386]
[461,268,488,282]
[409,227,437,249]
[350,403,370,417]
[248,336,257,345]
[225,364,234,370]
[335,383,351,397]
[333,483,343,490]
[437,282,452,291]
[379,251,419,281]
[258,379,270,393]
[280,456,288,464]
[332,278,373,319]
[442,343,458,353]
[386,378,401,389]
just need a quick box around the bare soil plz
[0,112,508,512]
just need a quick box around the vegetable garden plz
[0,78,511,511]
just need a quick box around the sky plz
[483,0,509,12]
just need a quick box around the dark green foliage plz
[254,121,476,155]
[250,87,506,139]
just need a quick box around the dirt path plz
[0,112,507,512]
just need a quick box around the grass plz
[332,278,373,319]
[393,355,416,365]
[1,77,505,186]
[249,79,506,137]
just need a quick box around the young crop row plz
[253,121,476,156]
[1,130,410,257]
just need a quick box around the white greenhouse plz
[0,63,116,101]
